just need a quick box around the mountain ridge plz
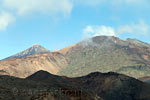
[58,36,150,78]
[1,36,150,78]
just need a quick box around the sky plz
[0,0,150,59]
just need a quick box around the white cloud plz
[83,20,149,38]
[0,0,149,31]
[0,11,15,30]
[83,25,116,39]
[117,20,149,35]
[2,0,146,18]
[2,0,73,16]
[0,0,73,30]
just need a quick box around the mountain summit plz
[5,44,50,59]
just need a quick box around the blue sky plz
[0,0,150,59]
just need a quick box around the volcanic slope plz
[59,36,150,78]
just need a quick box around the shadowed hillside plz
[0,71,101,100]
[27,70,150,100]
[1,70,150,100]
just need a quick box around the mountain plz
[58,36,150,78]
[0,52,69,78]
[1,36,150,79]
[5,44,50,59]
[26,71,150,100]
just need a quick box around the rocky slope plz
[58,36,150,78]
[0,52,69,78]
[5,44,50,59]
[26,70,150,100]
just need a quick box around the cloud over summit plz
[83,20,149,38]
[83,26,116,39]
